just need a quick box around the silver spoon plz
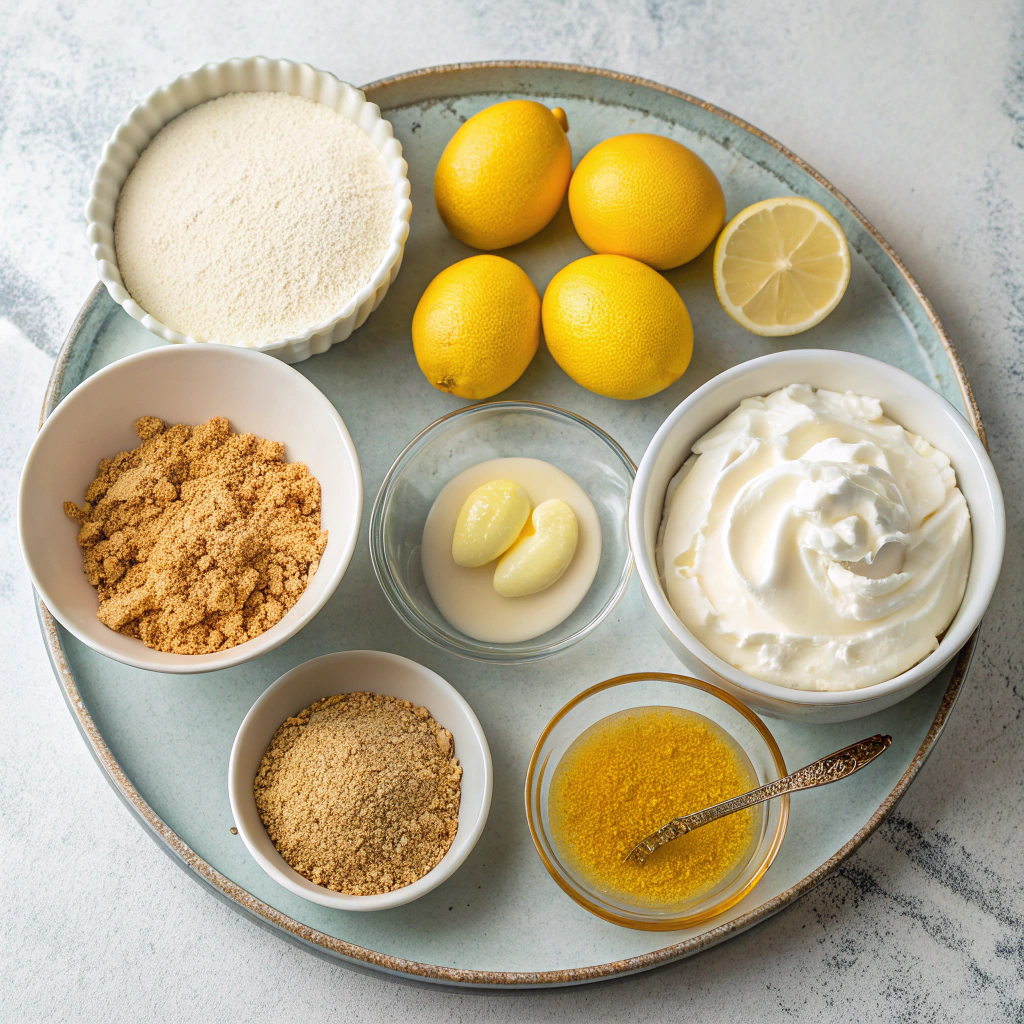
[625,733,892,865]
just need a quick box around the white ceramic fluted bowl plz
[19,344,362,674]
[628,350,1004,723]
[85,57,412,364]
[228,650,493,910]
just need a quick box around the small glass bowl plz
[526,673,789,930]
[369,401,635,663]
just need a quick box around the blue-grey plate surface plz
[39,62,982,988]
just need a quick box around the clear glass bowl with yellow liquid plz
[526,673,788,930]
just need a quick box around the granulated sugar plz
[114,92,395,346]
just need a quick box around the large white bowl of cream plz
[628,350,1004,722]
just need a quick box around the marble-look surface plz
[2,0,1022,1020]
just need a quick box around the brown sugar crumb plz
[253,692,463,895]
[63,415,327,655]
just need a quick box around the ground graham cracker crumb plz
[254,692,463,895]
[63,415,327,655]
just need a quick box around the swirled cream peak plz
[657,385,971,690]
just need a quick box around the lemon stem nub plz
[551,107,569,132]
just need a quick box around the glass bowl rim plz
[525,671,790,930]
[369,400,636,664]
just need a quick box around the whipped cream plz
[657,384,972,690]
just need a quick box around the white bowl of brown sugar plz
[18,344,362,673]
[228,650,493,910]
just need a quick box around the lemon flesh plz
[434,100,572,251]
[412,255,541,400]
[713,197,851,336]
[542,254,693,400]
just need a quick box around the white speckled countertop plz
[3,0,1022,1019]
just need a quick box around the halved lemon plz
[713,197,851,336]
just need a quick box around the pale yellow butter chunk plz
[493,499,578,598]
[452,479,531,567]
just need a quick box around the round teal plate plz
[40,62,983,988]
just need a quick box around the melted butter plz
[549,706,759,908]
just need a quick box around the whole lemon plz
[568,134,726,269]
[542,254,693,400]
[412,255,541,400]
[434,100,572,250]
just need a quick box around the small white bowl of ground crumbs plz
[228,650,493,910]
[86,57,412,363]
[18,344,362,673]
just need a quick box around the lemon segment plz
[713,197,851,336]
[412,255,541,400]
[434,100,572,251]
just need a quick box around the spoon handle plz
[683,734,891,829]
[627,734,891,863]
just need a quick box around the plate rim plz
[38,60,985,988]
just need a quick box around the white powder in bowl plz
[114,92,396,346]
